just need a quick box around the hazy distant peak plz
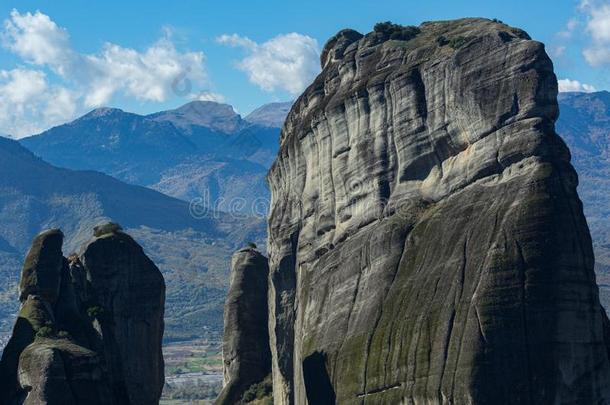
[148,100,246,133]
[245,101,292,128]
[176,100,237,116]
[79,107,129,120]
[558,90,610,101]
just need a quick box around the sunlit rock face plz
[266,18,610,404]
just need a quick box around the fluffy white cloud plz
[218,33,320,95]
[0,68,77,136]
[79,38,206,107]
[217,34,257,49]
[3,10,208,107]
[2,10,73,73]
[577,1,610,65]
[0,9,213,136]
[586,4,610,42]
[558,78,596,92]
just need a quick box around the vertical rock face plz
[266,19,610,404]
[0,224,165,405]
[216,248,271,405]
[81,225,166,404]
[18,230,64,304]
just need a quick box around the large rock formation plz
[216,247,271,405]
[0,224,165,405]
[266,19,610,404]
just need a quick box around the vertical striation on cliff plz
[216,247,272,405]
[266,19,610,404]
[0,223,165,405]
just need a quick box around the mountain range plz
[21,101,292,212]
[1,93,609,341]
[556,91,610,305]
[0,135,265,341]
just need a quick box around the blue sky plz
[0,0,606,137]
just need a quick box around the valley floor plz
[162,338,224,402]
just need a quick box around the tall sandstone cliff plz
[266,19,610,404]
[0,224,165,405]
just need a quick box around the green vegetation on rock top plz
[373,21,420,41]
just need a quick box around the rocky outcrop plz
[216,248,271,405]
[0,224,165,405]
[266,19,610,404]
[18,229,64,304]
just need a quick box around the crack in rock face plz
[266,18,610,404]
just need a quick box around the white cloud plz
[217,34,257,49]
[80,38,206,107]
[558,18,579,39]
[3,10,208,106]
[576,1,610,65]
[586,4,610,42]
[558,78,596,92]
[583,46,610,65]
[218,32,320,95]
[0,68,46,104]
[550,45,567,58]
[2,10,73,74]
[0,68,77,136]
[0,9,214,136]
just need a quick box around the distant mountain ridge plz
[557,91,610,305]
[245,102,293,128]
[20,101,290,211]
[149,101,248,133]
[12,93,609,341]
[0,136,265,341]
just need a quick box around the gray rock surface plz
[17,339,112,405]
[81,228,166,405]
[18,229,64,304]
[0,224,165,405]
[216,248,271,405]
[266,19,610,404]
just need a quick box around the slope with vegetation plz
[20,101,290,213]
[0,137,265,342]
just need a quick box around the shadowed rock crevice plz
[302,352,335,405]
